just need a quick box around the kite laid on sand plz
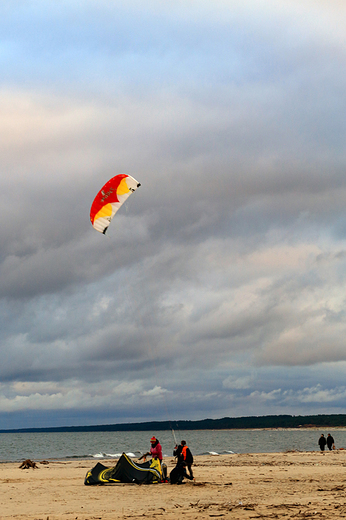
[84,453,162,485]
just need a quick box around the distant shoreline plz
[2,414,346,433]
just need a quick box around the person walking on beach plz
[318,434,327,452]
[327,433,335,451]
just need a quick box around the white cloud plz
[291,385,346,404]
[249,389,282,401]
[223,376,252,390]
[141,385,169,397]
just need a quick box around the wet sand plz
[1,451,346,519]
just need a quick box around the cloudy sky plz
[1,0,346,429]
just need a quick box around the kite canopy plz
[84,453,162,485]
[90,174,141,234]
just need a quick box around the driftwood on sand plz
[19,459,39,469]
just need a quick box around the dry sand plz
[1,451,346,519]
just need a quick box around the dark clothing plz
[169,462,193,484]
[173,443,194,479]
[185,463,193,478]
[327,435,334,450]
[173,444,183,463]
[181,445,193,478]
[318,435,327,451]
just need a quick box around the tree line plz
[2,414,346,433]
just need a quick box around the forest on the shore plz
[2,414,346,433]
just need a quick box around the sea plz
[0,428,345,463]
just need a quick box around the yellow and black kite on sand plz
[84,453,162,485]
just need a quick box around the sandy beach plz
[1,451,346,519]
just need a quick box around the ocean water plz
[0,428,344,463]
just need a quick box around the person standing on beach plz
[139,436,163,463]
[171,440,194,484]
[181,440,194,479]
[173,440,194,479]
[326,433,335,451]
[139,436,167,481]
[318,434,327,452]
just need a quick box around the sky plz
[1,0,346,429]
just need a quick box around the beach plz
[1,451,346,519]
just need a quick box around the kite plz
[84,454,162,485]
[90,174,141,234]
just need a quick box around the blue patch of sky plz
[0,1,290,92]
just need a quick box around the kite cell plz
[90,174,141,234]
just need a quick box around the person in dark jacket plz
[326,433,335,451]
[318,434,327,452]
[180,440,194,478]
[171,440,194,483]
[173,443,183,462]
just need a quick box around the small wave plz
[199,451,220,456]
[104,453,121,458]
[91,452,137,459]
